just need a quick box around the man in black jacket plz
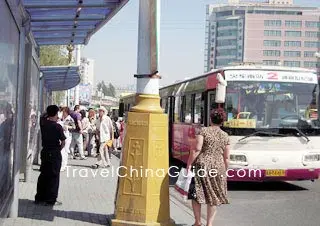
[35,105,66,206]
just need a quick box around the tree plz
[40,45,69,66]
[108,83,116,97]
[96,81,116,97]
[97,81,103,92]
[40,45,69,105]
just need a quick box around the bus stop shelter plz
[0,0,129,218]
[41,66,81,91]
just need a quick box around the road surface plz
[170,175,320,226]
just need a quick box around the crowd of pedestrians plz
[34,104,125,206]
[56,104,124,171]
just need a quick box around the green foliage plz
[108,83,116,97]
[96,81,116,97]
[52,91,65,106]
[40,45,69,104]
[40,45,69,66]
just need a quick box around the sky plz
[82,0,320,88]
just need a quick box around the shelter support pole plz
[112,0,174,225]
[74,45,81,105]
[22,42,34,183]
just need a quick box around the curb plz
[169,188,206,225]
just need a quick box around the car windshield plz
[218,80,320,135]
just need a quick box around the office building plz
[80,57,95,86]
[204,0,320,71]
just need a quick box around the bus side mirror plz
[119,102,124,117]
[215,73,227,103]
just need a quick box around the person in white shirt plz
[80,110,90,156]
[57,107,75,171]
[92,106,113,168]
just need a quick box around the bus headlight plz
[230,154,248,165]
[304,154,320,162]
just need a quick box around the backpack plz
[113,121,120,139]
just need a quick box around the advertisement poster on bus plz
[224,70,317,84]
[79,83,92,105]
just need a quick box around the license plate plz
[265,169,286,177]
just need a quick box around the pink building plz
[204,0,320,72]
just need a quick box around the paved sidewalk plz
[1,153,204,226]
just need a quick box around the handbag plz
[105,140,113,148]
[174,167,194,201]
[66,119,76,132]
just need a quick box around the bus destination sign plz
[224,70,317,84]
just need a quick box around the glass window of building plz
[304,51,316,57]
[217,39,237,46]
[285,21,302,28]
[283,61,300,67]
[264,20,281,26]
[305,21,320,28]
[284,51,301,57]
[285,31,301,37]
[304,61,318,68]
[216,59,234,67]
[263,60,280,66]
[217,19,238,27]
[263,50,281,56]
[235,10,245,15]
[264,40,281,47]
[216,11,233,17]
[264,30,281,36]
[305,31,320,38]
[253,10,301,15]
[284,41,301,47]
[218,30,237,37]
[304,41,319,48]
[216,49,237,56]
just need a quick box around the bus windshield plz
[222,81,320,133]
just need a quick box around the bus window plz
[161,98,168,113]
[165,98,169,113]
[208,91,224,123]
[174,96,181,122]
[168,96,175,123]
[180,96,186,122]
[182,95,192,123]
[194,93,203,124]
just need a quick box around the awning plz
[40,66,80,91]
[23,0,129,45]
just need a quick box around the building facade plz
[204,0,320,72]
[80,57,95,86]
